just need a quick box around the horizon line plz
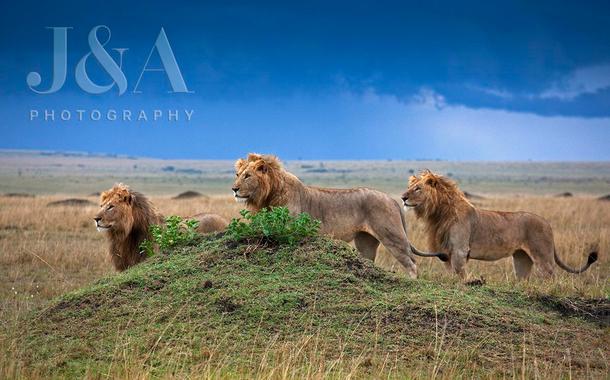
[1,148,610,164]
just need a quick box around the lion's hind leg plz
[525,240,555,278]
[354,232,380,261]
[512,249,533,280]
[372,234,417,279]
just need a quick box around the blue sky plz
[1,1,609,160]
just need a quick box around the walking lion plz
[401,170,598,280]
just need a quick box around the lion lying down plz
[231,153,446,278]
[402,170,598,280]
[94,184,228,271]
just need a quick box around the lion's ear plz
[408,175,418,185]
[256,161,269,174]
[234,158,247,172]
[424,176,438,187]
[123,193,134,205]
[247,153,262,162]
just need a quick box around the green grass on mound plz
[5,235,609,379]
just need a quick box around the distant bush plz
[227,207,320,245]
[175,168,203,175]
[140,216,200,257]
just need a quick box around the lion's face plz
[402,176,424,209]
[231,158,271,205]
[94,187,134,235]
[401,173,436,210]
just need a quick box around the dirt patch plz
[538,295,610,326]
[215,296,241,313]
[144,279,166,291]
[383,304,480,332]
[44,295,105,319]
[47,198,96,207]
[117,278,168,292]
[554,192,573,198]
[598,194,610,201]
[344,255,393,282]
[173,190,205,200]
[200,280,213,289]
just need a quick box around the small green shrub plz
[227,207,320,245]
[140,215,200,257]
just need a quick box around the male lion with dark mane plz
[94,183,228,271]
[231,153,446,278]
[402,170,598,280]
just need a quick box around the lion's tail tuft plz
[587,251,599,265]
[554,248,598,274]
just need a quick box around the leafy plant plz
[227,207,320,245]
[140,215,200,257]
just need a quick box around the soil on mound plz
[598,194,610,201]
[537,295,610,326]
[46,198,96,207]
[9,235,609,378]
[173,190,205,199]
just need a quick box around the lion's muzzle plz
[94,217,111,231]
[232,187,248,203]
[401,195,411,207]
[402,200,416,209]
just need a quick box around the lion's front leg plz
[450,249,469,280]
[446,225,471,281]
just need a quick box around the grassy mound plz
[7,235,609,378]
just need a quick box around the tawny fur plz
[95,184,228,271]
[232,153,443,278]
[402,170,598,280]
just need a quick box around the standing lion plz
[401,170,598,280]
[94,183,228,271]
[231,153,446,278]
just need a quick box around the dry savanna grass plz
[0,191,608,379]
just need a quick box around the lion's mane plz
[100,184,162,271]
[411,170,473,252]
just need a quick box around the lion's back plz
[193,213,229,233]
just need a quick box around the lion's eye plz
[415,187,421,192]
[107,205,114,210]
[244,173,250,179]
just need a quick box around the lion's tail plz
[398,204,449,262]
[554,248,598,274]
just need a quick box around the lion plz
[401,170,598,280]
[94,183,228,271]
[231,154,446,278]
